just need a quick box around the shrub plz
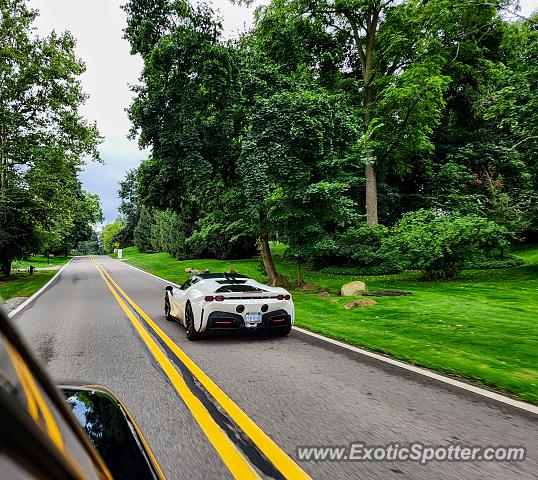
[151,209,186,259]
[185,212,257,260]
[134,204,257,260]
[390,209,511,279]
[462,255,523,270]
[318,263,406,276]
[134,206,155,253]
[102,220,125,252]
[313,224,393,267]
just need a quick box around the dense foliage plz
[0,0,102,275]
[114,0,537,281]
[389,210,511,279]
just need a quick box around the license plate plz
[245,313,262,324]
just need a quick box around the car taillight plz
[284,294,291,300]
[277,294,285,300]
[206,295,224,302]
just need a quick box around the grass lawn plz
[13,254,72,269]
[117,246,538,404]
[0,271,58,303]
[1,255,71,303]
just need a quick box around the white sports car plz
[164,273,294,340]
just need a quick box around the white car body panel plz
[166,274,294,334]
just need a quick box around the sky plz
[29,0,538,224]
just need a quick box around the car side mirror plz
[165,285,173,292]
[61,385,162,480]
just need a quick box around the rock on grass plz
[344,298,377,309]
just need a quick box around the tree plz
[124,0,258,260]
[125,1,242,209]
[240,88,358,285]
[251,0,509,224]
[0,0,101,275]
[102,220,125,252]
[76,230,103,255]
[117,170,139,247]
[484,12,538,238]
[134,206,155,252]
[0,190,39,276]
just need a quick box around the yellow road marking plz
[90,257,260,480]
[92,257,312,480]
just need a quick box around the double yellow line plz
[90,256,310,480]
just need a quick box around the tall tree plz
[240,88,358,285]
[0,0,101,275]
[484,12,538,237]
[117,169,140,246]
[251,0,508,224]
[125,1,242,210]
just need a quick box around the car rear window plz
[215,285,266,293]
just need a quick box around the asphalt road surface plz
[10,256,538,479]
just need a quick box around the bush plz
[133,204,258,260]
[390,209,511,279]
[462,255,523,270]
[151,209,186,259]
[313,224,393,268]
[185,213,257,260]
[318,263,406,276]
[134,206,155,253]
[102,220,125,252]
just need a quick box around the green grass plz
[118,246,538,404]
[13,254,71,269]
[1,255,71,303]
[0,271,58,302]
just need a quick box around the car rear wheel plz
[164,294,174,321]
[185,302,199,341]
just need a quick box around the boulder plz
[185,268,210,275]
[344,298,377,309]
[340,281,368,296]
[317,291,331,298]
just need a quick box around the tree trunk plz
[260,234,278,283]
[0,123,5,197]
[347,10,380,225]
[0,257,11,278]
[365,162,378,225]
[296,257,303,287]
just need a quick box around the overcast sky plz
[29,0,538,223]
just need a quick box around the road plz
[10,256,537,479]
